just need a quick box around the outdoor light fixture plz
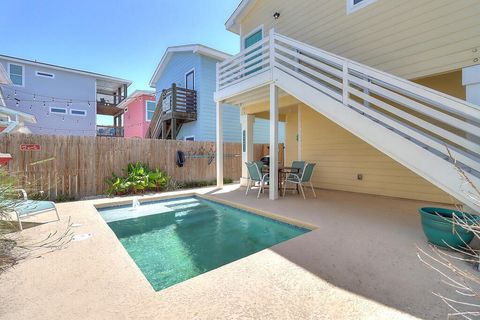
[273,12,280,19]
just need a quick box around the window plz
[50,107,67,114]
[184,136,195,141]
[243,26,263,50]
[347,0,377,14]
[185,69,195,90]
[8,63,24,86]
[35,71,55,78]
[70,109,87,116]
[146,100,156,121]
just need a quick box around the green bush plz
[105,162,170,196]
[170,177,234,190]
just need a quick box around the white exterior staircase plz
[215,30,480,211]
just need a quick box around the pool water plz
[97,196,310,291]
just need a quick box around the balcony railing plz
[217,36,271,90]
[146,84,197,139]
[97,125,124,137]
[96,93,126,106]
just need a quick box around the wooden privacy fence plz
[0,134,283,199]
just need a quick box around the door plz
[185,69,194,90]
[244,27,263,75]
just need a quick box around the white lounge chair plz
[14,189,60,230]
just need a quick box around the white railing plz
[217,36,271,89]
[217,30,480,173]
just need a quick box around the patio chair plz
[254,161,265,171]
[14,189,60,230]
[291,161,306,173]
[283,163,317,200]
[245,162,269,199]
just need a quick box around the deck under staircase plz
[146,84,197,140]
[216,30,480,211]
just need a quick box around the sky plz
[0,0,241,123]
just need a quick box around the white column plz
[462,65,480,215]
[269,83,279,200]
[462,65,480,147]
[297,104,302,160]
[216,101,224,187]
[240,113,255,186]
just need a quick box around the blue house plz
[147,44,283,143]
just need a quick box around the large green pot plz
[419,207,479,249]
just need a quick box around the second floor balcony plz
[146,83,197,139]
[96,125,124,137]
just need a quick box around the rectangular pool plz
[97,196,310,291]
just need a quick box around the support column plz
[171,119,177,140]
[297,104,302,161]
[269,84,279,200]
[240,113,255,186]
[462,64,480,148]
[216,101,224,187]
[461,64,480,215]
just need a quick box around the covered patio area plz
[0,185,453,319]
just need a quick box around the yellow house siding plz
[413,70,465,100]
[240,0,480,79]
[298,104,453,203]
[284,109,298,164]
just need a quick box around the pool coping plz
[92,191,318,292]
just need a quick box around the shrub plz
[168,177,234,190]
[105,162,170,196]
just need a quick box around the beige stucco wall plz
[238,0,480,79]
[282,104,453,203]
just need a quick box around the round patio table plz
[262,166,300,196]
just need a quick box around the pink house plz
[118,90,156,138]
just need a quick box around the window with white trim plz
[146,100,156,121]
[8,63,24,86]
[347,0,377,14]
[50,107,67,114]
[185,69,195,90]
[70,109,87,116]
[35,71,55,78]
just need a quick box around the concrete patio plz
[0,185,455,319]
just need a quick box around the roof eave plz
[149,45,231,88]
[225,0,257,35]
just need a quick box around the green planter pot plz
[419,207,479,249]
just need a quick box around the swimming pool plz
[97,196,310,291]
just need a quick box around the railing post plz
[171,83,177,113]
[342,61,349,105]
[269,28,275,79]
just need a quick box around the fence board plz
[0,134,282,199]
